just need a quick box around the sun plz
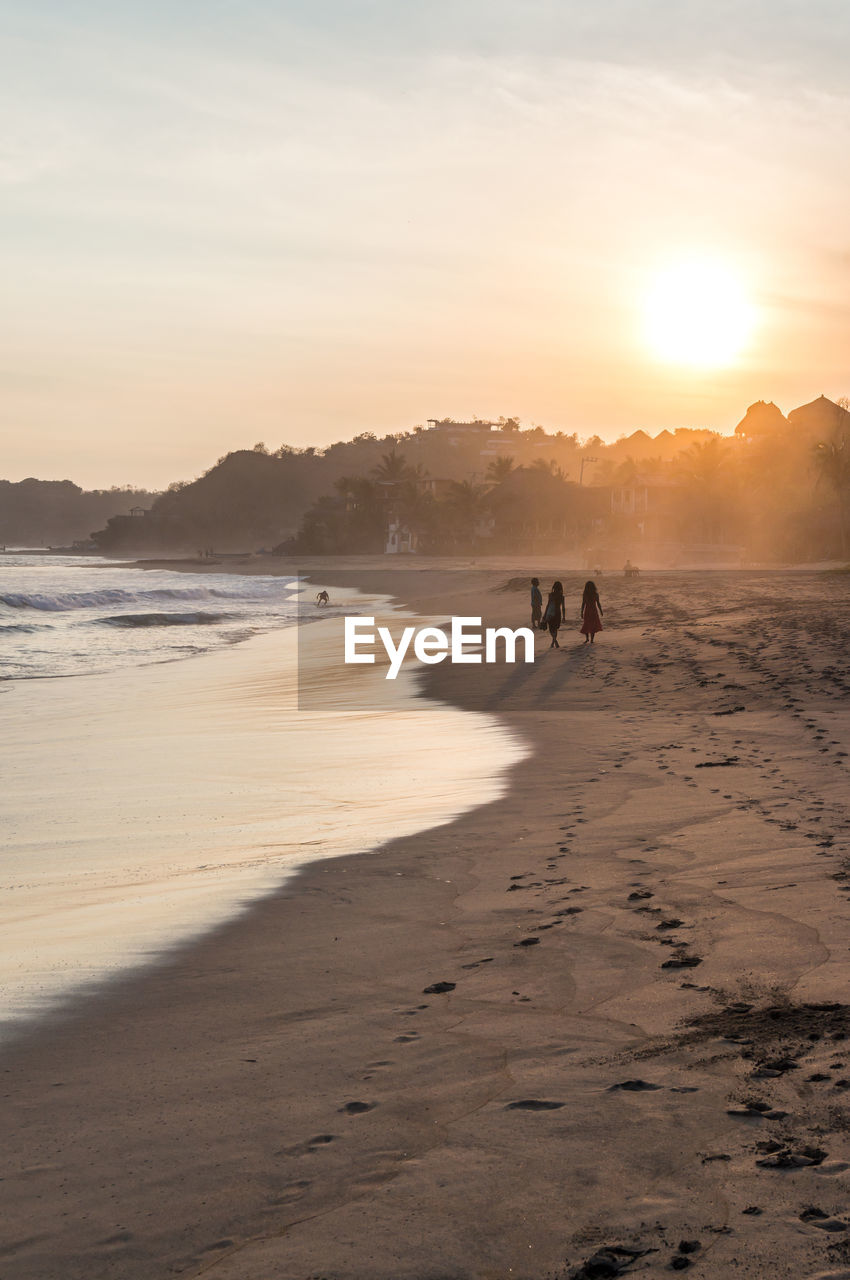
[643,257,755,368]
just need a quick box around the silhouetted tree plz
[485,455,516,484]
[673,439,739,545]
[813,430,850,557]
[371,450,413,485]
[437,480,490,549]
[530,458,568,481]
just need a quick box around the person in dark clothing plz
[580,580,603,643]
[542,580,566,649]
[530,577,543,628]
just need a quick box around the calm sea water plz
[0,553,303,680]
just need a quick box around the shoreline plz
[3,563,850,1278]
[0,575,522,1032]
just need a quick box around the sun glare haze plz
[643,258,757,369]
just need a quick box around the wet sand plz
[0,606,519,1026]
[3,565,850,1280]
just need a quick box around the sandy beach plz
[3,562,850,1280]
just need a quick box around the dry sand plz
[3,563,850,1280]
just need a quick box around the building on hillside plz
[787,394,850,439]
[478,436,517,457]
[426,418,496,447]
[733,395,850,445]
[427,417,494,432]
[385,520,418,554]
[733,400,789,443]
[607,429,653,460]
[609,473,679,540]
[421,476,456,501]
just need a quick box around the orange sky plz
[2,2,850,488]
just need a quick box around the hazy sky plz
[3,0,850,488]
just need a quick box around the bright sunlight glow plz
[643,258,756,368]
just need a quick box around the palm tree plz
[333,475,376,508]
[676,438,730,486]
[371,450,413,485]
[441,480,490,549]
[486,455,516,485]
[674,438,734,544]
[530,458,568,482]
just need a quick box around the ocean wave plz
[97,612,231,628]
[0,584,292,612]
[0,622,50,634]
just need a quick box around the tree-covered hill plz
[88,420,727,554]
[0,479,157,549]
[66,396,850,561]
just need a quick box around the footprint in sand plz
[280,1135,337,1157]
[608,1079,663,1092]
[267,1179,311,1206]
[339,1101,374,1114]
[727,1103,788,1120]
[799,1207,849,1231]
[756,1145,827,1168]
[504,1099,565,1111]
[571,1245,655,1277]
[367,1059,393,1067]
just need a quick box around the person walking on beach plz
[580,580,603,643]
[543,580,566,649]
[530,577,543,629]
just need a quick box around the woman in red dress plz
[580,580,603,643]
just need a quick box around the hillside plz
[26,395,842,561]
[0,479,158,549]
[89,420,730,554]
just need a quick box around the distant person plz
[542,580,566,649]
[580,580,603,644]
[624,559,639,578]
[530,577,543,628]
[316,590,330,606]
